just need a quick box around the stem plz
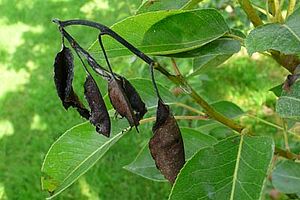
[286,0,296,18]
[53,19,154,65]
[171,102,205,115]
[181,0,203,10]
[169,58,244,133]
[238,0,263,27]
[54,19,246,134]
[274,147,299,160]
[59,28,111,79]
[282,119,291,151]
[140,115,208,124]
[266,0,272,21]
[150,63,162,100]
[171,58,181,76]
[189,88,244,133]
[247,114,300,140]
[252,4,268,16]
[98,34,116,79]
[274,0,284,23]
[224,33,245,45]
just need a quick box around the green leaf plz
[272,160,300,194]
[197,101,245,131]
[166,38,240,58]
[90,9,229,57]
[41,119,130,199]
[270,84,283,97]
[276,80,300,120]
[123,127,217,181]
[136,0,202,14]
[197,123,235,140]
[169,136,274,200]
[246,7,300,55]
[211,100,244,119]
[191,38,240,75]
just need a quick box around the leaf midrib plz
[229,136,244,200]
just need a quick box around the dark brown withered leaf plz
[84,75,111,137]
[108,77,139,129]
[119,76,147,121]
[149,99,185,184]
[54,45,90,119]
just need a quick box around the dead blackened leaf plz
[54,45,90,119]
[84,75,111,137]
[108,77,139,129]
[149,99,185,184]
[119,77,147,121]
[65,90,90,119]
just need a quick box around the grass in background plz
[0,0,293,199]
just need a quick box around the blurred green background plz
[0,0,294,199]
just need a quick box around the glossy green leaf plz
[41,119,130,199]
[246,7,300,55]
[90,9,229,57]
[123,127,217,181]
[136,0,202,14]
[272,160,300,194]
[276,80,300,120]
[169,136,274,200]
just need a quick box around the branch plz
[171,102,205,115]
[53,19,246,134]
[140,115,208,124]
[155,62,244,133]
[275,147,299,160]
[238,0,263,27]
[59,28,111,79]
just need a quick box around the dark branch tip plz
[52,18,61,25]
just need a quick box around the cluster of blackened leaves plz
[149,99,185,183]
[53,34,184,184]
[54,45,147,137]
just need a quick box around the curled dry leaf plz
[119,77,147,121]
[149,99,185,184]
[84,75,111,137]
[54,45,90,119]
[108,77,139,129]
